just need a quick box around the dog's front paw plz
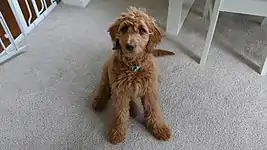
[149,124,171,141]
[92,97,105,112]
[108,127,126,145]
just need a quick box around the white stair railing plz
[0,12,28,64]
[0,0,57,64]
[9,0,57,35]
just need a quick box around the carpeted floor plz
[0,0,266,149]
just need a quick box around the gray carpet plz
[0,0,267,149]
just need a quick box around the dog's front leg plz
[141,88,171,141]
[108,92,130,144]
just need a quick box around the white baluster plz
[39,0,45,15]
[0,12,18,51]
[25,0,33,25]
[0,38,7,54]
[43,0,48,10]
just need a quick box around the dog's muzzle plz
[126,43,136,51]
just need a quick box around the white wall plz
[62,0,91,8]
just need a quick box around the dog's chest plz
[113,68,154,94]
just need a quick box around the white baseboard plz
[62,0,91,8]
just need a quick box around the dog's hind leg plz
[92,65,110,112]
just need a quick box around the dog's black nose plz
[126,43,136,51]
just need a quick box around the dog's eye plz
[120,26,128,33]
[139,28,147,34]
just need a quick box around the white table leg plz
[260,18,267,75]
[260,46,267,75]
[166,0,183,35]
[261,17,267,26]
[200,0,222,65]
[261,57,267,75]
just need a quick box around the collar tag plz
[131,66,141,72]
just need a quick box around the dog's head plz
[108,7,163,57]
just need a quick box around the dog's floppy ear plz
[107,17,124,50]
[146,19,163,53]
[107,20,120,42]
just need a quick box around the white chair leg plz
[203,0,209,18]
[203,0,213,20]
[166,0,183,35]
[261,17,267,26]
[208,0,214,21]
[200,0,222,65]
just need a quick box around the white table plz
[201,0,267,75]
[166,0,195,35]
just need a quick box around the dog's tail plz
[153,49,175,57]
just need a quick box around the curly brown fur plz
[92,6,172,144]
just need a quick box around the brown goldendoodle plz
[92,7,173,144]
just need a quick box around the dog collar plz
[131,66,141,72]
